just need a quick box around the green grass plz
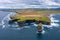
[11,14,50,22]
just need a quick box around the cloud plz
[0,0,60,9]
[0,0,13,3]
[38,0,60,6]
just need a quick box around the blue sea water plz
[0,11,60,40]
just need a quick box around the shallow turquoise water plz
[0,11,60,40]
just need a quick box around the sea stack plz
[37,23,42,32]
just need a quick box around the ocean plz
[0,11,60,40]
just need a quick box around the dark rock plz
[17,22,25,27]
[9,19,19,24]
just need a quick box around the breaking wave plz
[1,12,16,29]
[43,14,60,28]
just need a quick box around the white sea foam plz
[51,20,59,22]
[1,21,4,25]
[16,28,21,30]
[43,14,60,28]
[36,30,45,34]
[1,12,16,28]
[41,30,45,34]
[2,25,5,29]
[2,12,16,21]
[51,23,59,27]
[33,24,38,27]
[24,26,30,28]
[43,25,52,28]
[51,17,59,22]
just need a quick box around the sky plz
[0,0,60,9]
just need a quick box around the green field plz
[7,9,60,23]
